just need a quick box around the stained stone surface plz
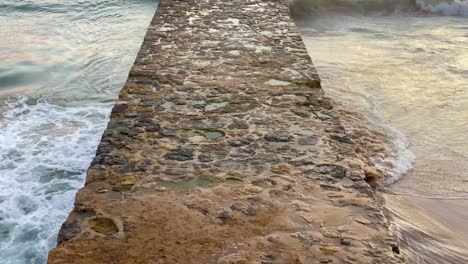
[48,0,404,263]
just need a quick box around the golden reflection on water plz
[302,15,468,195]
[0,1,158,262]
[301,14,468,262]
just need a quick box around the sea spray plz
[335,104,415,185]
[416,0,468,16]
[298,5,468,261]
[290,0,468,18]
[0,96,109,263]
[0,0,157,262]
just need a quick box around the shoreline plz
[48,1,404,263]
[298,13,468,263]
[385,193,468,263]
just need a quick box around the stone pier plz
[48,0,403,263]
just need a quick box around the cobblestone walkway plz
[48,1,403,263]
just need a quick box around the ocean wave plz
[290,0,468,17]
[0,96,109,263]
[371,119,415,184]
[336,106,415,185]
[385,195,468,263]
[417,0,468,16]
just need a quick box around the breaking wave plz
[337,106,415,185]
[290,0,468,17]
[0,96,109,263]
[0,0,157,262]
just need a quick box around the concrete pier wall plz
[48,1,403,263]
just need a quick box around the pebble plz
[319,257,334,263]
[217,211,233,222]
[355,217,371,225]
[340,238,352,246]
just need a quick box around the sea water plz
[296,0,468,262]
[0,1,157,263]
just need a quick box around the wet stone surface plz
[48,0,404,264]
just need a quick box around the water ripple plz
[0,1,157,263]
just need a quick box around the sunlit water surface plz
[2,0,468,263]
[0,1,157,263]
[299,2,468,263]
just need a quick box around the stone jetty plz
[48,0,404,263]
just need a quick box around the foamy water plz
[0,97,108,263]
[296,0,468,262]
[0,1,157,263]
[417,0,468,16]
[292,0,468,17]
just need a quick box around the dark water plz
[0,1,157,263]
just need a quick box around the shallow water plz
[0,1,157,263]
[298,1,468,262]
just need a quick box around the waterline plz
[0,0,157,262]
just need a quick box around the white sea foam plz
[416,0,468,16]
[341,106,416,184]
[371,122,416,184]
[290,0,468,17]
[0,96,109,264]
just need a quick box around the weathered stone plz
[204,130,225,139]
[228,138,253,147]
[298,136,318,146]
[340,238,352,246]
[330,133,353,144]
[291,232,318,246]
[230,148,255,159]
[217,211,233,223]
[198,154,213,163]
[242,207,257,216]
[144,124,160,133]
[216,160,249,171]
[264,133,293,142]
[355,217,371,225]
[228,119,250,130]
[319,245,340,254]
[291,109,310,117]
[115,164,135,174]
[163,147,194,161]
[389,241,400,254]
[112,103,128,114]
[88,218,119,235]
[48,0,403,263]
[319,257,334,263]
[199,144,231,159]
[288,159,315,167]
[159,128,177,138]
[56,219,82,244]
[316,164,348,179]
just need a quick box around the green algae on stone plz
[179,129,225,140]
[192,100,207,109]
[204,130,225,139]
[156,177,215,190]
[205,102,228,111]
[179,129,204,138]
[161,101,174,112]
[224,177,244,184]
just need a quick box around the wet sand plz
[384,194,468,263]
[299,12,468,263]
